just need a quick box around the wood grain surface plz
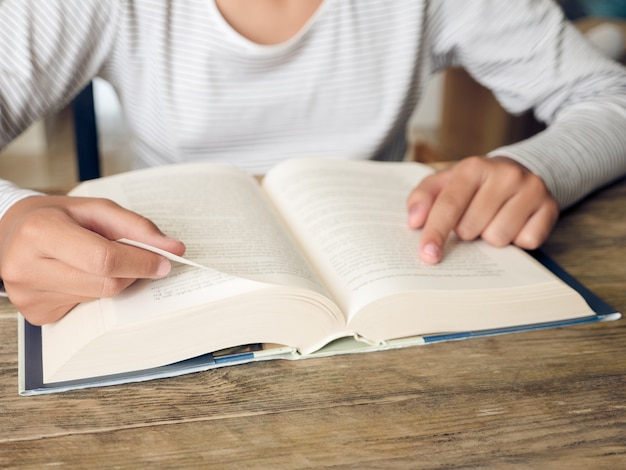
[1,177,624,469]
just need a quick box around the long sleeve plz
[0,181,41,221]
[0,0,120,218]
[432,0,626,208]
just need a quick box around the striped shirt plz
[1,0,625,220]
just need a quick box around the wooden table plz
[1,177,625,468]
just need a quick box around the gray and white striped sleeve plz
[0,0,119,218]
[435,0,626,208]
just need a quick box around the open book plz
[19,158,620,394]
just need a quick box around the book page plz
[263,158,564,321]
[41,163,347,381]
[69,163,333,323]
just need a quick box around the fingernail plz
[156,259,172,277]
[422,243,440,262]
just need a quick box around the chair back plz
[71,83,101,181]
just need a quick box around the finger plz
[419,164,484,263]
[480,179,558,248]
[27,209,173,280]
[513,202,559,250]
[453,169,523,241]
[9,256,139,299]
[9,289,93,326]
[406,170,451,229]
[20,303,79,326]
[69,197,186,256]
